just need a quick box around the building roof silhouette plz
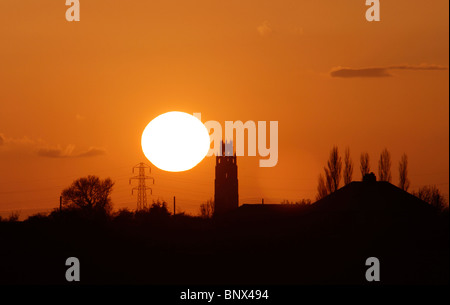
[234,181,435,222]
[313,181,434,214]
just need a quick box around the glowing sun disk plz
[141,111,210,172]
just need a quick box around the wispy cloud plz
[75,114,86,121]
[330,64,448,78]
[257,21,272,37]
[37,145,106,158]
[77,147,107,158]
[0,133,106,158]
[0,134,42,148]
[37,145,76,158]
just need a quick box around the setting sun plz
[141,111,210,172]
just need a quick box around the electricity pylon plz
[129,162,155,210]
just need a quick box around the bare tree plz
[61,175,114,214]
[413,186,447,211]
[378,148,392,182]
[360,152,370,179]
[199,199,215,218]
[343,147,353,185]
[398,153,410,191]
[325,146,342,193]
[316,174,328,200]
[316,146,342,199]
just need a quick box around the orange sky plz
[0,0,448,219]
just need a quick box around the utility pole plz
[173,196,176,216]
[60,196,62,212]
[129,163,155,211]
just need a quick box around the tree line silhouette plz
[0,150,448,285]
[315,146,447,212]
[1,146,447,224]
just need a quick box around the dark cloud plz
[330,64,448,78]
[0,134,4,146]
[331,67,391,78]
[389,64,448,71]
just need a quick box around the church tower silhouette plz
[214,140,239,216]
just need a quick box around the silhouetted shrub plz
[6,211,20,222]
[24,213,49,224]
[413,185,448,212]
[149,200,171,218]
[48,205,111,224]
[113,208,135,224]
